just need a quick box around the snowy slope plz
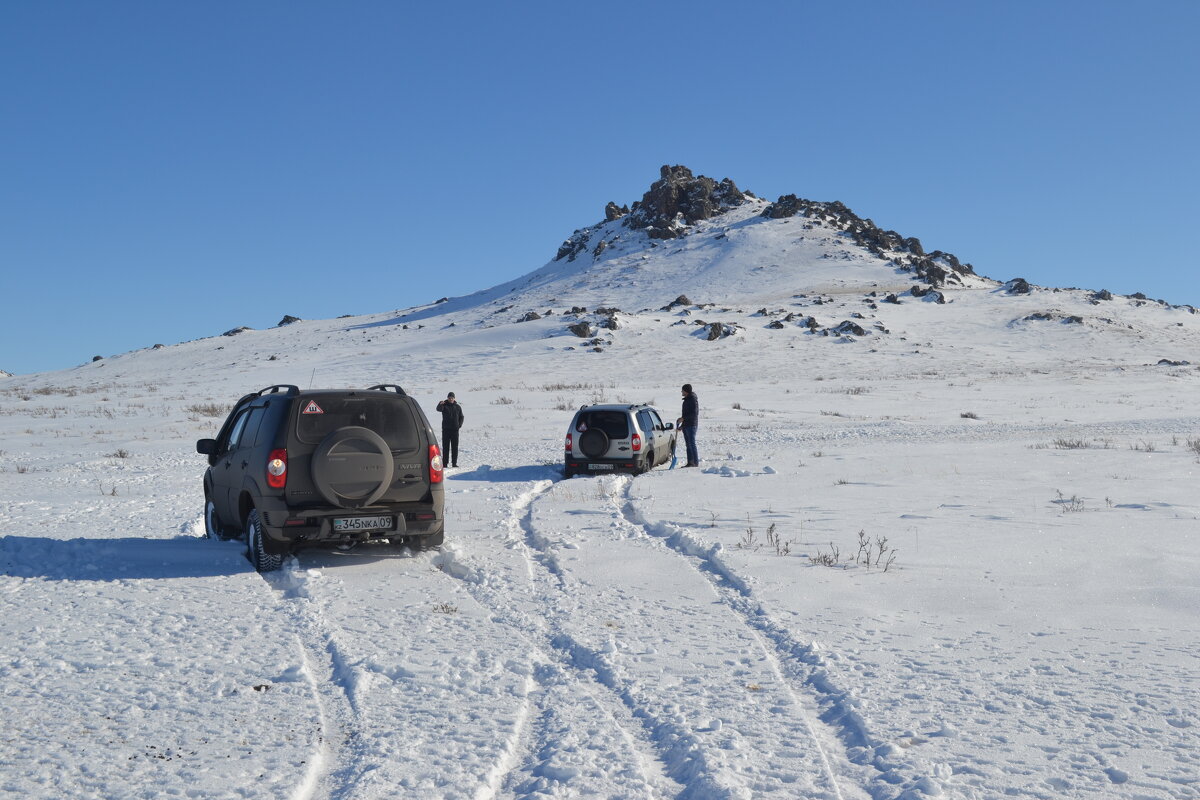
[2,179,1199,800]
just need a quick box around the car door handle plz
[241,460,249,469]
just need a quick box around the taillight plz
[266,449,288,489]
[565,433,573,452]
[631,433,642,452]
[429,444,444,483]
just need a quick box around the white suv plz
[564,403,677,476]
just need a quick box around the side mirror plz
[664,422,675,430]
[196,439,217,455]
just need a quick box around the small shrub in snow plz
[765,523,790,556]
[1055,490,1085,513]
[108,449,130,459]
[855,530,898,571]
[492,396,516,405]
[187,402,226,418]
[809,543,841,568]
[1187,438,1200,456]
[432,603,458,614]
[1053,438,1089,450]
[961,412,980,420]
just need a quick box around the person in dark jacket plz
[435,392,464,467]
[677,383,700,467]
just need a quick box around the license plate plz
[587,463,615,471]
[333,516,394,532]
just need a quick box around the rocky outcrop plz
[223,326,252,337]
[605,202,629,221]
[624,166,748,240]
[277,315,301,327]
[761,195,977,287]
[1006,278,1032,295]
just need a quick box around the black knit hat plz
[682,384,692,393]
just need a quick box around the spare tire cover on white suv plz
[311,426,395,508]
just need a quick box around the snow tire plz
[246,509,284,573]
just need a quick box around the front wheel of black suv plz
[246,509,284,573]
[205,496,238,541]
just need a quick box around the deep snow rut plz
[436,478,684,799]
[612,476,960,800]
[259,569,373,800]
[442,473,881,799]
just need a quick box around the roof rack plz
[258,385,300,397]
[366,384,408,395]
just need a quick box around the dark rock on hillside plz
[568,321,594,338]
[1092,289,1114,302]
[1158,358,1191,366]
[832,321,868,337]
[662,295,692,311]
[1006,278,1032,295]
[605,202,629,221]
[277,315,301,326]
[910,285,945,304]
[624,165,747,240]
[223,326,252,336]
[518,311,542,322]
[703,322,740,340]
[1024,312,1083,324]
[92,355,104,362]
[556,229,591,262]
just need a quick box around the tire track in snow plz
[434,478,684,799]
[470,474,840,798]
[613,478,955,800]
[259,567,372,800]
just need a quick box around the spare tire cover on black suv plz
[311,426,396,508]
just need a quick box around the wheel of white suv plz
[246,509,284,573]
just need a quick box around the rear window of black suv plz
[295,395,421,453]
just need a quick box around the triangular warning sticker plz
[302,401,324,415]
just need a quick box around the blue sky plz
[2,1,1197,376]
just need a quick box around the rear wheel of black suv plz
[246,509,284,573]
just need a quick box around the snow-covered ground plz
[2,204,1198,799]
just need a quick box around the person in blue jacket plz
[676,383,700,467]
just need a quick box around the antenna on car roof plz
[309,368,316,389]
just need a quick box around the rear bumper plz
[565,456,642,474]
[255,498,443,549]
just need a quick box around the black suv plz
[196,384,445,571]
